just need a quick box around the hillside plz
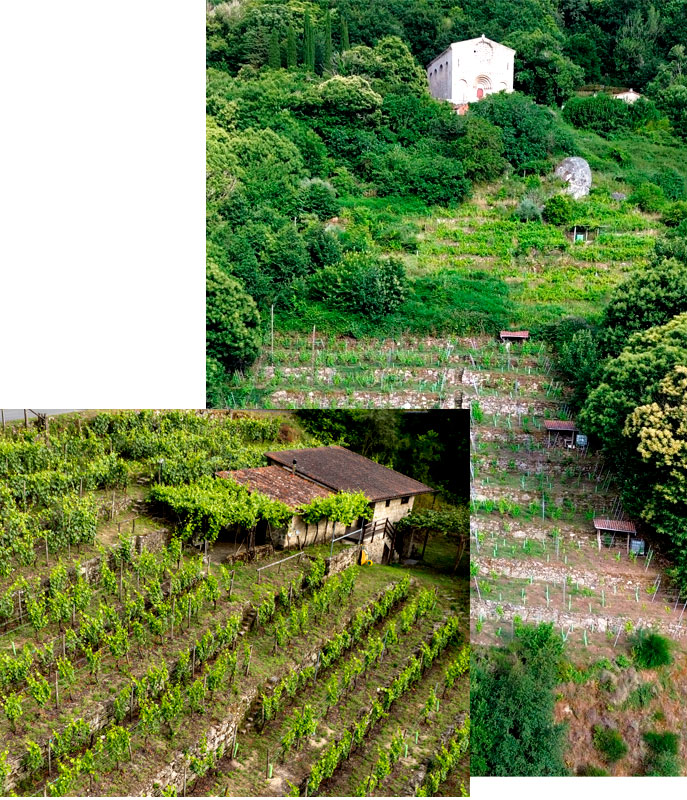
[0,410,469,797]
[467,337,687,777]
[205,0,687,407]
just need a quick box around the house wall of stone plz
[371,495,416,525]
[272,515,349,549]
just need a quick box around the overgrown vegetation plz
[206,0,687,403]
[471,621,568,776]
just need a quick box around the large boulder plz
[555,157,592,199]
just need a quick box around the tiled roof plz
[264,446,434,502]
[216,467,332,508]
[500,331,530,339]
[543,419,577,431]
[593,518,637,534]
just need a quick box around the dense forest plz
[207,0,687,586]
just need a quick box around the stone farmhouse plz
[217,445,434,563]
[426,34,515,113]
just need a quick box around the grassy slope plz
[223,126,687,408]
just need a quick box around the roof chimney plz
[292,459,297,476]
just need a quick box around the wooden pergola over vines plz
[395,508,469,573]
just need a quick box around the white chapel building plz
[426,35,515,110]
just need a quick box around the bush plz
[298,179,339,220]
[577,764,608,776]
[593,726,628,763]
[370,144,471,205]
[305,251,406,319]
[562,94,631,135]
[515,197,543,222]
[644,731,681,776]
[543,194,575,225]
[629,182,665,213]
[653,168,686,201]
[662,201,687,227]
[631,630,674,670]
[469,92,574,170]
[643,731,679,755]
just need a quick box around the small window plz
[401,496,410,505]
[385,499,391,508]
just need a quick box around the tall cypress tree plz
[340,17,350,52]
[286,23,297,69]
[303,11,315,70]
[268,30,281,69]
[323,10,333,72]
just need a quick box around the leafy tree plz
[562,94,632,135]
[370,144,471,205]
[471,622,567,775]
[456,117,506,183]
[206,263,261,374]
[286,23,298,69]
[629,182,665,213]
[306,251,407,318]
[505,30,584,106]
[543,194,575,225]
[303,10,315,71]
[557,328,600,409]
[563,33,602,83]
[469,92,573,169]
[341,36,426,96]
[600,254,687,356]
[581,316,687,588]
[268,30,281,69]
[299,178,339,220]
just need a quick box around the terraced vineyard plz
[468,338,687,776]
[223,180,660,409]
[0,410,468,796]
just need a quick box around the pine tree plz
[268,30,281,69]
[286,23,297,68]
[323,10,333,72]
[341,17,350,52]
[303,11,315,70]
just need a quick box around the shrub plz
[629,182,665,213]
[624,682,656,709]
[653,168,686,201]
[298,179,339,220]
[370,144,471,205]
[515,197,543,222]
[593,726,628,763]
[577,764,608,776]
[306,251,406,319]
[543,194,575,225]
[562,94,631,135]
[631,630,674,670]
[644,731,681,776]
[643,731,679,755]
[469,91,574,170]
[662,201,687,227]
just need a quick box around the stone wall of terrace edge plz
[139,580,405,796]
